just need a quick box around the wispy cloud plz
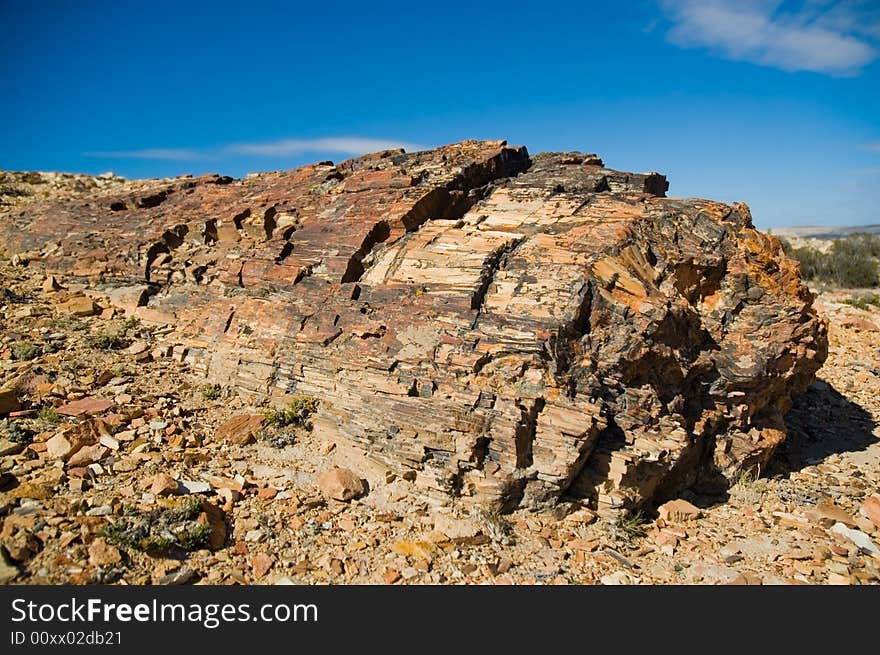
[863,142,880,153]
[84,148,201,161]
[659,1,879,75]
[84,136,423,162]
[227,137,423,157]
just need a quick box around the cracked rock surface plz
[0,141,827,516]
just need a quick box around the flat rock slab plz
[57,398,115,416]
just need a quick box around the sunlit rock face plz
[0,140,827,514]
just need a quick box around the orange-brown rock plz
[0,140,827,514]
[215,414,264,445]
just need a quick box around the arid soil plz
[1,249,878,585]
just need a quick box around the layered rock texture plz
[0,141,828,514]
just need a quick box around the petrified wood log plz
[0,140,828,514]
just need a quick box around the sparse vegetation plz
[781,234,880,288]
[86,330,129,350]
[262,394,319,429]
[99,497,211,553]
[475,507,513,545]
[729,466,767,506]
[86,317,139,350]
[201,383,221,401]
[610,510,647,545]
[36,405,61,425]
[11,341,41,361]
[843,293,880,310]
[0,419,33,444]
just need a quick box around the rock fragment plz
[317,467,365,502]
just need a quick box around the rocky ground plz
[1,252,878,586]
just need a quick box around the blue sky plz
[1,0,878,228]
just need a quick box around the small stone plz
[57,397,114,417]
[827,572,852,585]
[178,480,211,494]
[85,505,112,516]
[830,522,879,555]
[149,420,168,431]
[600,570,632,585]
[805,502,857,527]
[197,501,227,549]
[7,481,54,500]
[0,439,25,456]
[383,568,402,584]
[432,514,480,540]
[245,529,264,542]
[250,552,274,578]
[148,473,179,496]
[569,538,600,552]
[158,568,196,585]
[317,467,365,501]
[257,487,277,500]
[99,434,120,450]
[214,414,264,445]
[45,433,79,461]
[67,444,108,467]
[563,507,598,525]
[42,275,60,292]
[126,341,150,355]
[861,495,880,530]
[657,498,702,523]
[60,296,99,316]
[391,540,434,561]
[88,538,122,567]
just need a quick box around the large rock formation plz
[0,140,827,514]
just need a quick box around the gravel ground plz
[1,253,878,585]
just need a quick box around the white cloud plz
[863,142,880,153]
[84,148,201,160]
[659,0,878,75]
[83,137,423,162]
[227,137,424,157]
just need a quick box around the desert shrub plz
[201,383,221,401]
[86,330,129,350]
[11,341,40,361]
[782,234,880,288]
[99,497,210,553]
[262,394,318,429]
[610,510,647,545]
[0,419,33,444]
[843,293,880,310]
[36,406,61,425]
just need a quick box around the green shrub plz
[611,510,647,545]
[0,419,32,444]
[201,384,221,401]
[262,394,318,429]
[99,497,210,553]
[86,331,129,350]
[11,341,40,361]
[843,293,880,310]
[782,234,880,288]
[36,406,61,425]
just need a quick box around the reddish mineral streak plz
[0,140,827,514]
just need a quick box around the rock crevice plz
[0,140,827,514]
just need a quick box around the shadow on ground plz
[768,377,878,476]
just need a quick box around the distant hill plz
[769,225,880,239]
